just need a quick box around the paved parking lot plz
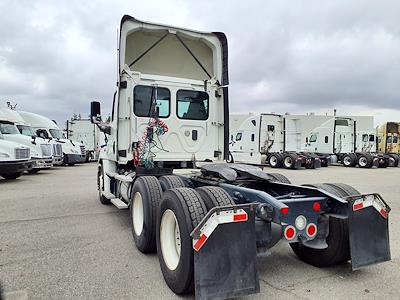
[0,163,399,299]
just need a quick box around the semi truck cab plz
[18,111,86,166]
[0,136,31,179]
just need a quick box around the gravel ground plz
[0,163,399,299]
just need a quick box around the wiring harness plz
[133,117,169,168]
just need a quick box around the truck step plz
[110,198,129,209]
[101,191,116,200]
[114,174,134,183]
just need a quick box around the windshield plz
[49,129,64,139]
[0,122,20,134]
[17,125,37,137]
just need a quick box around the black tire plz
[1,172,23,180]
[290,183,359,267]
[195,186,235,211]
[283,153,297,169]
[97,163,110,205]
[130,176,163,253]
[156,188,207,294]
[324,183,360,196]
[28,169,40,174]
[159,175,187,192]
[342,154,357,167]
[267,173,291,184]
[268,153,283,168]
[388,154,399,167]
[357,155,373,168]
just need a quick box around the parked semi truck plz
[0,138,31,179]
[304,118,392,168]
[0,108,53,173]
[376,122,400,166]
[19,111,86,166]
[66,117,104,161]
[0,108,63,165]
[89,16,391,299]
[230,113,328,169]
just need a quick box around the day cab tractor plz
[91,15,391,299]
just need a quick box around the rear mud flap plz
[193,205,259,299]
[348,194,391,270]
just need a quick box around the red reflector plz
[233,213,248,222]
[313,202,321,211]
[307,224,316,236]
[284,226,295,240]
[380,208,388,219]
[281,207,289,215]
[193,234,208,251]
[353,203,364,211]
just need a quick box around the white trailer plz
[0,138,31,179]
[66,117,104,161]
[18,111,86,166]
[87,15,391,299]
[0,108,53,172]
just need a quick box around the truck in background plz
[0,138,31,179]
[18,111,86,166]
[230,113,327,169]
[0,108,63,166]
[376,122,400,166]
[66,116,106,162]
[0,108,53,173]
[304,118,392,168]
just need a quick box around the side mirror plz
[90,101,101,123]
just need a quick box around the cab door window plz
[177,90,209,120]
[134,85,170,118]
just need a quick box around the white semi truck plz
[230,113,327,168]
[0,109,53,172]
[304,118,391,168]
[88,15,391,299]
[66,117,105,161]
[0,138,31,179]
[19,111,86,166]
[0,108,63,165]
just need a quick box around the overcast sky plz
[1,0,399,127]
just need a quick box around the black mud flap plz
[347,194,391,270]
[192,205,259,299]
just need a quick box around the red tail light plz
[313,202,321,212]
[281,207,289,215]
[306,223,317,237]
[284,225,296,240]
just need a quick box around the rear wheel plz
[357,155,373,168]
[283,154,296,169]
[290,183,359,267]
[1,172,23,180]
[266,173,291,184]
[342,154,357,167]
[157,188,207,294]
[388,154,399,167]
[195,186,235,211]
[268,153,282,168]
[159,175,187,192]
[130,176,163,253]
